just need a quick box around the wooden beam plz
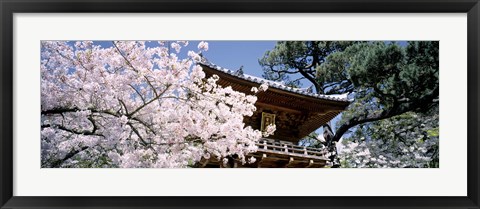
[257,154,267,168]
[255,102,303,114]
[256,149,329,161]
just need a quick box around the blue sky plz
[198,41,276,77]
[91,40,407,90]
[93,41,275,78]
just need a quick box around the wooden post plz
[306,160,314,168]
[257,154,266,168]
[201,159,210,168]
[304,147,308,155]
[220,158,225,168]
[263,140,268,150]
[284,157,294,168]
[284,144,289,153]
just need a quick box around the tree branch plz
[144,75,159,97]
[118,99,130,115]
[112,41,138,72]
[50,146,90,168]
[41,124,103,137]
[129,84,146,104]
[269,67,299,74]
[296,67,321,93]
[42,107,120,118]
[127,84,171,117]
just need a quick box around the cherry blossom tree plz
[41,41,273,168]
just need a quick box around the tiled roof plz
[198,59,351,102]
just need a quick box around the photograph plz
[2,0,477,207]
[40,40,439,168]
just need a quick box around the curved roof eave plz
[197,59,352,104]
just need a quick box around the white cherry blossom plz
[41,41,269,168]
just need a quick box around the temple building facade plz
[197,60,350,168]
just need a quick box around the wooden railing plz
[256,138,327,159]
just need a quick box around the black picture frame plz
[1,0,479,208]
